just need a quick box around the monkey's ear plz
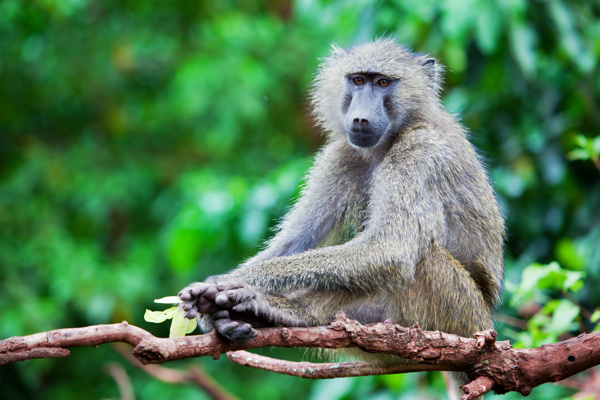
[420,57,443,92]
[421,58,437,81]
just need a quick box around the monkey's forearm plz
[229,235,416,294]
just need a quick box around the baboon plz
[179,38,505,394]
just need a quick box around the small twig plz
[492,313,528,329]
[105,363,135,400]
[593,157,600,172]
[461,376,495,400]
[227,350,442,379]
[441,371,460,400]
[113,345,238,400]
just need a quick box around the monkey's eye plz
[377,79,390,87]
[352,76,365,85]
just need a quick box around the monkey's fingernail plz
[215,294,228,306]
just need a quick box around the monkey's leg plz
[399,246,493,337]
[399,246,492,400]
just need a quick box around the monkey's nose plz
[352,118,370,128]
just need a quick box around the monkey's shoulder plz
[385,125,479,169]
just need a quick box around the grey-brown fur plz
[179,38,505,397]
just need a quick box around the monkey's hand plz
[208,279,268,342]
[178,280,262,343]
[214,279,263,314]
[178,282,220,319]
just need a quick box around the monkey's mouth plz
[348,129,382,148]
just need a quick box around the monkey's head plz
[311,38,444,150]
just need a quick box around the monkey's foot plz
[178,282,220,318]
[210,310,258,343]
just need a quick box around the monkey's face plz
[342,73,397,148]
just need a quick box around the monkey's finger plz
[180,303,198,319]
[198,300,219,314]
[201,285,219,300]
[178,282,212,301]
[186,308,198,319]
[214,292,235,307]
[216,279,246,291]
[225,288,256,305]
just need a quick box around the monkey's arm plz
[209,165,436,331]
[186,213,424,341]
[229,141,438,295]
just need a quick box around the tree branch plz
[1,313,599,400]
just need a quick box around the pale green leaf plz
[154,296,182,304]
[591,310,600,323]
[144,307,178,324]
[509,262,585,307]
[567,148,590,161]
[169,307,196,338]
[572,134,589,148]
[546,299,580,335]
[593,137,600,154]
[185,316,198,334]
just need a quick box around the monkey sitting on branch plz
[179,38,505,395]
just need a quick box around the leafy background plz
[1,0,599,399]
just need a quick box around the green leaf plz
[591,310,600,323]
[169,307,197,338]
[555,238,586,271]
[144,307,179,324]
[567,148,590,161]
[545,299,580,335]
[593,137,600,154]
[509,262,585,307]
[569,134,600,161]
[572,134,589,148]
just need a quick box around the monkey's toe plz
[214,318,258,343]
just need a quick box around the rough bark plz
[1,313,599,399]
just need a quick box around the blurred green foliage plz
[1,0,599,399]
